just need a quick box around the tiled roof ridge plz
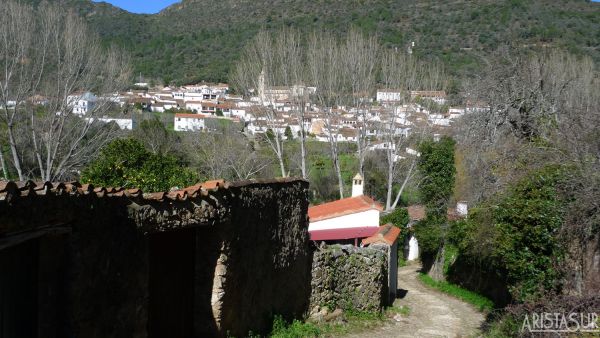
[308,194,383,222]
[362,224,401,246]
[0,177,307,202]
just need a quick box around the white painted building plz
[100,118,132,130]
[308,175,383,244]
[85,117,133,130]
[185,101,204,113]
[376,90,403,102]
[68,92,97,115]
[174,113,206,132]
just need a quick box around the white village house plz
[174,113,207,132]
[67,92,97,115]
[308,174,383,245]
[376,89,403,103]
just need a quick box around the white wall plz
[99,118,132,130]
[407,235,419,261]
[309,209,380,232]
[376,91,402,102]
[174,117,205,131]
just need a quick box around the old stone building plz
[0,178,312,338]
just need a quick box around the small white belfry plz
[352,173,364,197]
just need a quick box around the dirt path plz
[344,263,485,338]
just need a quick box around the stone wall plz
[213,180,312,337]
[310,244,388,312]
[0,178,311,338]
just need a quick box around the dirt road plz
[344,263,485,338]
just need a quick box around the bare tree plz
[378,50,446,210]
[188,125,271,181]
[306,32,348,198]
[231,30,289,177]
[0,1,130,181]
[0,0,39,180]
[273,29,310,179]
[457,49,600,202]
[341,28,380,178]
[133,117,179,155]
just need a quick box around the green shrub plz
[380,207,409,228]
[446,166,567,303]
[491,166,566,301]
[270,316,320,338]
[414,136,456,257]
[81,138,197,192]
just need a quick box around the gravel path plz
[344,263,485,338]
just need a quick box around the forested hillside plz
[44,0,600,84]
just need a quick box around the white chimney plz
[456,201,468,217]
[352,173,364,197]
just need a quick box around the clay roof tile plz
[407,205,426,221]
[361,224,401,246]
[308,195,383,222]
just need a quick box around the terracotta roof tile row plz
[361,224,401,246]
[0,178,305,203]
[308,195,383,222]
[0,180,215,202]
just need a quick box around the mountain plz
[43,0,600,85]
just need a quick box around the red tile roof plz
[407,205,426,221]
[175,113,210,119]
[361,224,401,246]
[308,195,383,222]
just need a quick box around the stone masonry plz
[0,178,311,338]
[310,244,388,313]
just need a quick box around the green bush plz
[491,166,566,301]
[270,316,320,338]
[446,166,567,302]
[380,207,409,228]
[418,136,456,212]
[81,138,198,192]
[381,208,410,262]
[413,215,445,256]
[414,136,456,257]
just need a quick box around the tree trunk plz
[428,245,446,282]
[391,158,416,210]
[6,123,23,181]
[300,126,307,179]
[0,148,8,179]
[329,138,344,199]
[335,156,344,199]
[275,136,286,177]
[386,156,394,210]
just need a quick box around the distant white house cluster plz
[53,78,486,149]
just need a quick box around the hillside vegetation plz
[47,0,600,84]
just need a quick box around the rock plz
[310,305,320,316]
[307,313,324,323]
[319,306,329,316]
[324,308,344,322]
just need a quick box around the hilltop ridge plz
[33,0,600,84]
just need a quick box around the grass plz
[266,310,386,338]
[387,304,411,317]
[418,273,494,312]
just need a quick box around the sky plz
[92,0,181,14]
